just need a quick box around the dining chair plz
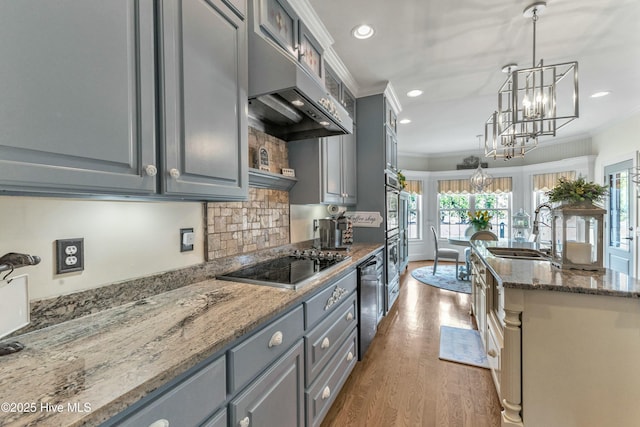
[461,230,498,280]
[431,226,460,277]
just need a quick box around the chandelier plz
[486,1,579,160]
[470,135,493,192]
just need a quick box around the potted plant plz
[397,170,407,189]
[546,176,607,207]
[467,210,493,234]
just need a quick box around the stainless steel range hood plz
[248,12,353,141]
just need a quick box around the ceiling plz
[308,0,640,156]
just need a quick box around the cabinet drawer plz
[487,322,502,399]
[228,305,304,394]
[230,340,305,427]
[202,407,227,427]
[305,293,357,387]
[113,355,226,427]
[305,328,358,427]
[305,270,357,329]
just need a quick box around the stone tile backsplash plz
[206,127,290,260]
[206,188,290,259]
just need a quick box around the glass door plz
[605,160,635,275]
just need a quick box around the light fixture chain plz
[532,8,538,66]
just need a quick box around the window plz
[438,193,512,239]
[532,171,576,244]
[405,180,422,240]
[437,177,512,240]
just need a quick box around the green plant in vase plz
[468,210,492,231]
[397,170,407,189]
[546,176,607,206]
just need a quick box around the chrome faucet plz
[531,203,552,239]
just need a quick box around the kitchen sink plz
[487,247,550,260]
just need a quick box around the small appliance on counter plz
[315,207,353,250]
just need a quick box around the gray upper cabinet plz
[325,65,356,121]
[0,0,248,201]
[0,0,157,195]
[159,0,248,200]
[289,132,357,206]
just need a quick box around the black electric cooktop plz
[218,250,350,290]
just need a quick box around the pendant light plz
[486,1,579,160]
[470,135,493,193]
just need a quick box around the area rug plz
[439,325,489,369]
[410,265,470,294]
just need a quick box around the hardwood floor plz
[320,261,502,427]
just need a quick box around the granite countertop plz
[472,240,640,297]
[0,243,383,427]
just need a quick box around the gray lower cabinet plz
[107,355,227,427]
[0,0,157,195]
[0,0,248,201]
[202,408,228,427]
[229,339,305,427]
[159,0,248,200]
[289,132,357,206]
[306,328,358,427]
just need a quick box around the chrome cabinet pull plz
[169,168,180,179]
[321,337,330,349]
[346,312,354,321]
[347,351,354,361]
[488,349,497,357]
[239,416,250,427]
[148,420,169,427]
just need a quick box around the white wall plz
[290,204,327,242]
[0,196,204,300]
[591,111,640,278]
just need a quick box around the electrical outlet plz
[56,238,84,274]
[180,228,195,252]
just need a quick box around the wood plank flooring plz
[320,261,502,427]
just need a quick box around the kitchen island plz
[471,241,640,427]
[0,243,383,427]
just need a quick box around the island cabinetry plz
[470,252,488,346]
[108,355,227,427]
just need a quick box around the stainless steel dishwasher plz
[357,250,384,360]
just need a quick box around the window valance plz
[405,180,423,195]
[438,177,512,194]
[533,171,576,191]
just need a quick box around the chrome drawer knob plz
[268,331,283,348]
[346,312,354,321]
[169,168,181,179]
[239,416,250,427]
[148,420,169,427]
[488,349,497,358]
[347,351,354,361]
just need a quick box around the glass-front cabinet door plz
[605,160,635,275]
[258,0,297,56]
[298,22,322,81]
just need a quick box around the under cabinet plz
[159,0,248,200]
[0,0,158,196]
[230,340,305,427]
[288,132,357,206]
[0,0,248,201]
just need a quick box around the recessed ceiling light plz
[590,91,611,98]
[406,90,423,98]
[352,24,374,40]
[399,119,411,124]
